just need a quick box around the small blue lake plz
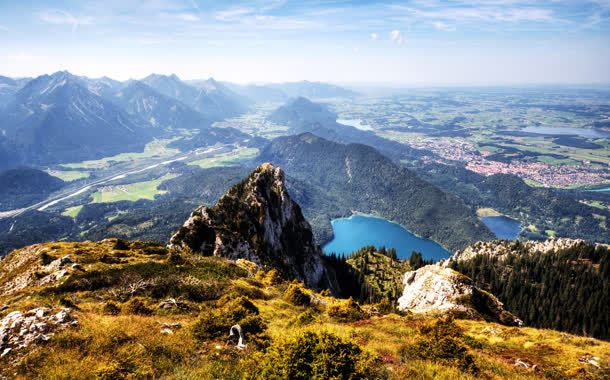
[589,187,610,192]
[322,214,451,261]
[480,216,521,240]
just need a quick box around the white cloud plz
[431,21,455,31]
[159,12,199,22]
[38,10,93,33]
[394,4,557,23]
[215,7,254,22]
[370,32,378,40]
[389,30,405,45]
[353,47,360,53]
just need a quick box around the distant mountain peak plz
[49,70,75,81]
[169,163,335,289]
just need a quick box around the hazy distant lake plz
[480,216,521,240]
[522,126,610,139]
[323,214,450,261]
[337,118,373,131]
[590,186,610,192]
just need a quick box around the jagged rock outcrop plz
[169,163,334,290]
[397,264,521,326]
[450,237,599,263]
[0,307,76,359]
[0,245,83,297]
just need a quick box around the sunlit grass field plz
[90,173,178,203]
[46,170,91,182]
[189,147,259,169]
[61,139,181,170]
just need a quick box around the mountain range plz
[0,72,359,170]
[141,74,248,120]
[223,80,358,103]
[0,71,155,167]
[111,80,212,130]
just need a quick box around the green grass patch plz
[61,205,84,218]
[46,170,91,182]
[476,208,503,217]
[61,139,181,169]
[90,174,177,203]
[189,148,259,169]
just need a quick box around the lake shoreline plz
[324,213,452,261]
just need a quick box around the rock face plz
[0,307,76,358]
[450,238,597,263]
[397,265,521,326]
[0,246,82,297]
[169,163,332,290]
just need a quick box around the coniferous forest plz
[450,243,610,340]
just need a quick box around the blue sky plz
[0,0,609,84]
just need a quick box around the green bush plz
[112,239,130,251]
[400,318,479,375]
[284,283,310,306]
[40,251,55,266]
[327,298,366,322]
[192,296,266,341]
[167,251,185,265]
[256,331,372,379]
[102,301,121,315]
[288,309,318,327]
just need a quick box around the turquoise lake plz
[322,215,451,261]
[480,216,521,240]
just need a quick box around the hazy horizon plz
[1,0,610,85]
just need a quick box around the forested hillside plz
[449,240,610,339]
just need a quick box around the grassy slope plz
[189,147,259,169]
[46,170,90,182]
[90,174,177,203]
[61,138,181,170]
[61,205,83,218]
[0,241,608,379]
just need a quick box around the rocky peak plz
[169,163,333,290]
[397,264,521,326]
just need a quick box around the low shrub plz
[192,296,266,342]
[288,309,318,327]
[256,269,281,287]
[400,317,479,375]
[283,283,310,306]
[256,331,373,379]
[327,298,366,322]
[102,301,121,315]
[167,251,185,265]
[124,298,153,316]
[112,239,130,251]
[40,251,55,266]
[224,280,268,300]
